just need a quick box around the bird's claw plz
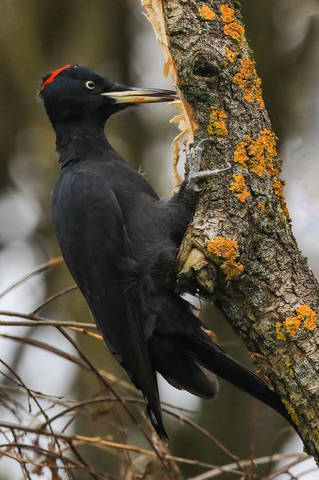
[186,138,231,190]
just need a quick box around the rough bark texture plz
[152,0,319,460]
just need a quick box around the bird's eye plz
[85,80,95,90]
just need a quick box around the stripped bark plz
[142,0,319,462]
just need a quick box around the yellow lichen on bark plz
[297,305,317,331]
[220,4,245,43]
[207,107,228,136]
[221,259,244,281]
[275,322,286,341]
[220,4,236,22]
[234,141,249,169]
[284,316,301,337]
[226,47,237,63]
[198,5,215,21]
[234,129,289,219]
[258,202,265,211]
[247,129,278,177]
[285,362,294,377]
[284,305,317,337]
[229,173,250,202]
[208,237,239,260]
[233,58,264,109]
[282,399,299,425]
[224,22,245,43]
[234,130,278,177]
[207,237,244,280]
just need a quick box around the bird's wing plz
[53,171,167,440]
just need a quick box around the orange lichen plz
[229,173,250,202]
[220,4,245,43]
[234,141,249,169]
[233,58,264,109]
[208,237,239,259]
[198,5,215,20]
[284,305,317,337]
[220,4,236,23]
[221,260,244,281]
[273,179,285,196]
[226,47,237,63]
[220,5,236,23]
[234,130,278,178]
[297,305,317,331]
[247,129,278,177]
[224,22,245,42]
[233,131,289,218]
[275,322,286,341]
[207,237,244,281]
[258,203,265,211]
[284,316,301,337]
[207,107,228,136]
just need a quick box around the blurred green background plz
[0,0,319,478]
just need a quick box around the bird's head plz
[39,64,177,130]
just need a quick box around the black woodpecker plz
[39,64,293,441]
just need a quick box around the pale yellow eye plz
[85,80,95,90]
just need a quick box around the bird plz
[39,64,294,441]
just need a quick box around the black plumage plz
[40,65,293,441]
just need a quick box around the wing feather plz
[53,169,167,440]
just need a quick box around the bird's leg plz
[186,138,231,190]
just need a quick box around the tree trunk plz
[143,0,319,462]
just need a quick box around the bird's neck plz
[55,123,112,167]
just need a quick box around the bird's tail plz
[146,399,169,444]
[185,329,295,428]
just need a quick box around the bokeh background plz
[0,0,319,478]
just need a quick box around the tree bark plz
[142,0,319,461]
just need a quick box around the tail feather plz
[149,334,219,399]
[186,329,295,428]
[146,400,169,443]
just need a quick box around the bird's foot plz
[186,138,231,191]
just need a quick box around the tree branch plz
[142,0,319,461]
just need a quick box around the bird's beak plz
[101,87,178,104]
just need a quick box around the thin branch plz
[15,392,237,465]
[55,327,174,476]
[11,428,32,480]
[188,454,309,480]
[66,326,103,340]
[66,439,101,480]
[0,310,96,329]
[0,420,223,471]
[0,441,106,479]
[31,285,78,314]
[171,413,239,463]
[0,318,96,329]
[0,256,63,299]
[3,419,305,477]
[0,332,118,382]
[0,331,266,470]
[0,382,196,414]
[0,359,72,480]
